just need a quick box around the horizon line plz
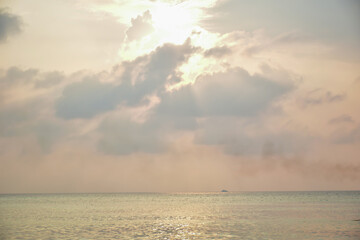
[1,189,360,195]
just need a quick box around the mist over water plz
[1,191,359,239]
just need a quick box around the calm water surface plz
[0,191,359,239]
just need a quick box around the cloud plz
[0,67,71,153]
[325,91,346,102]
[279,157,360,182]
[0,67,38,85]
[55,77,118,119]
[204,0,360,62]
[0,67,65,88]
[333,124,360,144]
[0,8,23,43]
[0,67,36,101]
[122,39,196,106]
[243,31,310,56]
[194,68,292,116]
[0,66,63,112]
[0,107,31,137]
[203,0,360,40]
[151,66,295,156]
[126,10,154,41]
[98,116,166,155]
[55,40,196,119]
[157,67,293,117]
[0,101,65,153]
[192,117,311,157]
[35,71,64,88]
[0,68,40,117]
[0,42,297,158]
[298,89,346,108]
[0,67,65,106]
[88,53,293,155]
[1,40,197,155]
[328,114,354,125]
[203,46,231,58]
[34,121,65,153]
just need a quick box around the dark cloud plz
[298,89,346,108]
[93,60,293,155]
[280,157,360,182]
[204,0,360,61]
[0,41,197,155]
[55,40,196,119]
[243,32,310,56]
[194,117,256,156]
[55,77,118,119]
[0,107,31,137]
[147,66,294,156]
[2,40,295,157]
[333,124,360,144]
[123,39,195,106]
[0,8,23,43]
[204,46,231,58]
[0,102,65,153]
[194,69,292,116]
[328,114,354,125]
[97,108,197,156]
[0,68,65,147]
[193,117,311,157]
[273,31,310,44]
[146,64,299,156]
[98,116,166,155]
[157,67,293,117]
[35,71,64,88]
[126,10,154,41]
[0,67,29,100]
[0,67,64,105]
[0,67,38,85]
[34,121,64,153]
[0,68,42,136]
[325,91,346,102]
[202,0,360,40]
[0,67,64,88]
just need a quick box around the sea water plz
[0,191,359,239]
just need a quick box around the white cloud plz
[126,10,154,41]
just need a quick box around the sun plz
[150,2,199,44]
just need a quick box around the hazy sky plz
[0,0,359,193]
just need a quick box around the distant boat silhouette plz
[221,189,228,192]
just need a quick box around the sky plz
[0,0,359,193]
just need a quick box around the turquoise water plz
[0,191,359,239]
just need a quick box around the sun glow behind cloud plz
[151,2,199,44]
[108,0,224,88]
[96,0,218,62]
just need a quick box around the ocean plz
[0,191,359,239]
